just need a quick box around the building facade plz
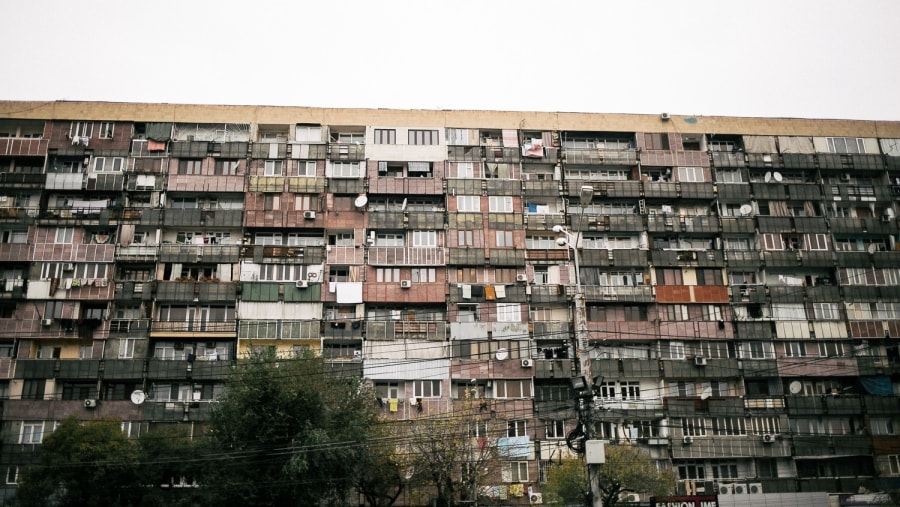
[1,101,900,503]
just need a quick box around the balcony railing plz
[367,246,445,266]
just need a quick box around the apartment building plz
[0,101,899,504]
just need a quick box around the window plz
[702,305,723,321]
[121,422,141,439]
[545,420,566,439]
[374,129,396,144]
[712,417,747,436]
[805,233,829,251]
[890,455,900,475]
[119,338,136,359]
[624,306,647,321]
[682,418,707,437]
[496,303,522,322]
[712,462,739,480]
[412,230,437,247]
[784,342,807,358]
[488,196,513,213]
[411,268,436,283]
[494,380,532,398]
[331,161,361,177]
[644,133,670,150]
[215,159,238,175]
[93,157,124,172]
[5,466,17,485]
[457,230,475,246]
[504,462,529,482]
[55,227,74,244]
[669,341,685,359]
[20,421,45,444]
[454,162,475,178]
[716,169,744,183]
[296,160,316,176]
[664,305,689,321]
[827,137,865,154]
[677,166,704,182]
[263,194,280,211]
[818,342,845,358]
[178,159,202,175]
[677,462,706,480]
[495,231,514,247]
[599,381,641,400]
[98,122,114,139]
[507,420,527,437]
[264,160,283,176]
[295,125,322,142]
[744,341,775,359]
[408,129,439,145]
[70,121,93,138]
[413,380,441,398]
[457,195,480,212]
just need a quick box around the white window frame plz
[827,137,865,154]
[682,417,707,437]
[408,129,439,146]
[669,341,686,359]
[494,379,533,399]
[98,122,114,139]
[507,419,528,437]
[331,161,361,178]
[488,196,513,213]
[264,160,283,176]
[495,231,514,247]
[504,461,529,482]
[295,125,322,143]
[55,227,74,244]
[545,419,566,439]
[413,379,441,398]
[296,160,316,177]
[496,303,522,322]
[457,195,480,212]
[93,157,124,173]
[70,121,93,138]
[5,466,17,485]
[20,421,45,444]
[454,162,475,178]
[412,230,437,247]
[677,166,704,182]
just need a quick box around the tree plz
[16,417,140,507]
[134,424,203,507]
[400,389,500,506]
[543,445,676,507]
[201,348,380,506]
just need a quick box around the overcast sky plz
[2,0,898,121]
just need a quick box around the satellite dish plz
[739,204,753,216]
[354,194,368,208]
[773,171,783,182]
[789,381,802,395]
[764,172,772,182]
[495,348,509,361]
[868,244,878,254]
[130,390,146,405]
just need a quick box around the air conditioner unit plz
[84,399,98,408]
[624,493,641,503]
[529,493,543,504]
[694,356,708,366]
[718,484,733,496]
[303,211,316,219]
[660,112,671,121]
[400,280,412,289]
[295,280,309,289]
[748,482,764,494]
[840,173,851,181]
[682,436,694,445]
[41,318,53,326]
[762,433,775,443]
[521,358,533,368]
[732,483,747,494]
[516,273,528,283]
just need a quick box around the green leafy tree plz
[134,424,203,507]
[544,445,676,507]
[16,417,140,507]
[201,348,380,506]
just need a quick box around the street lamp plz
[554,221,604,506]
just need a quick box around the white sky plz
[2,0,899,121]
